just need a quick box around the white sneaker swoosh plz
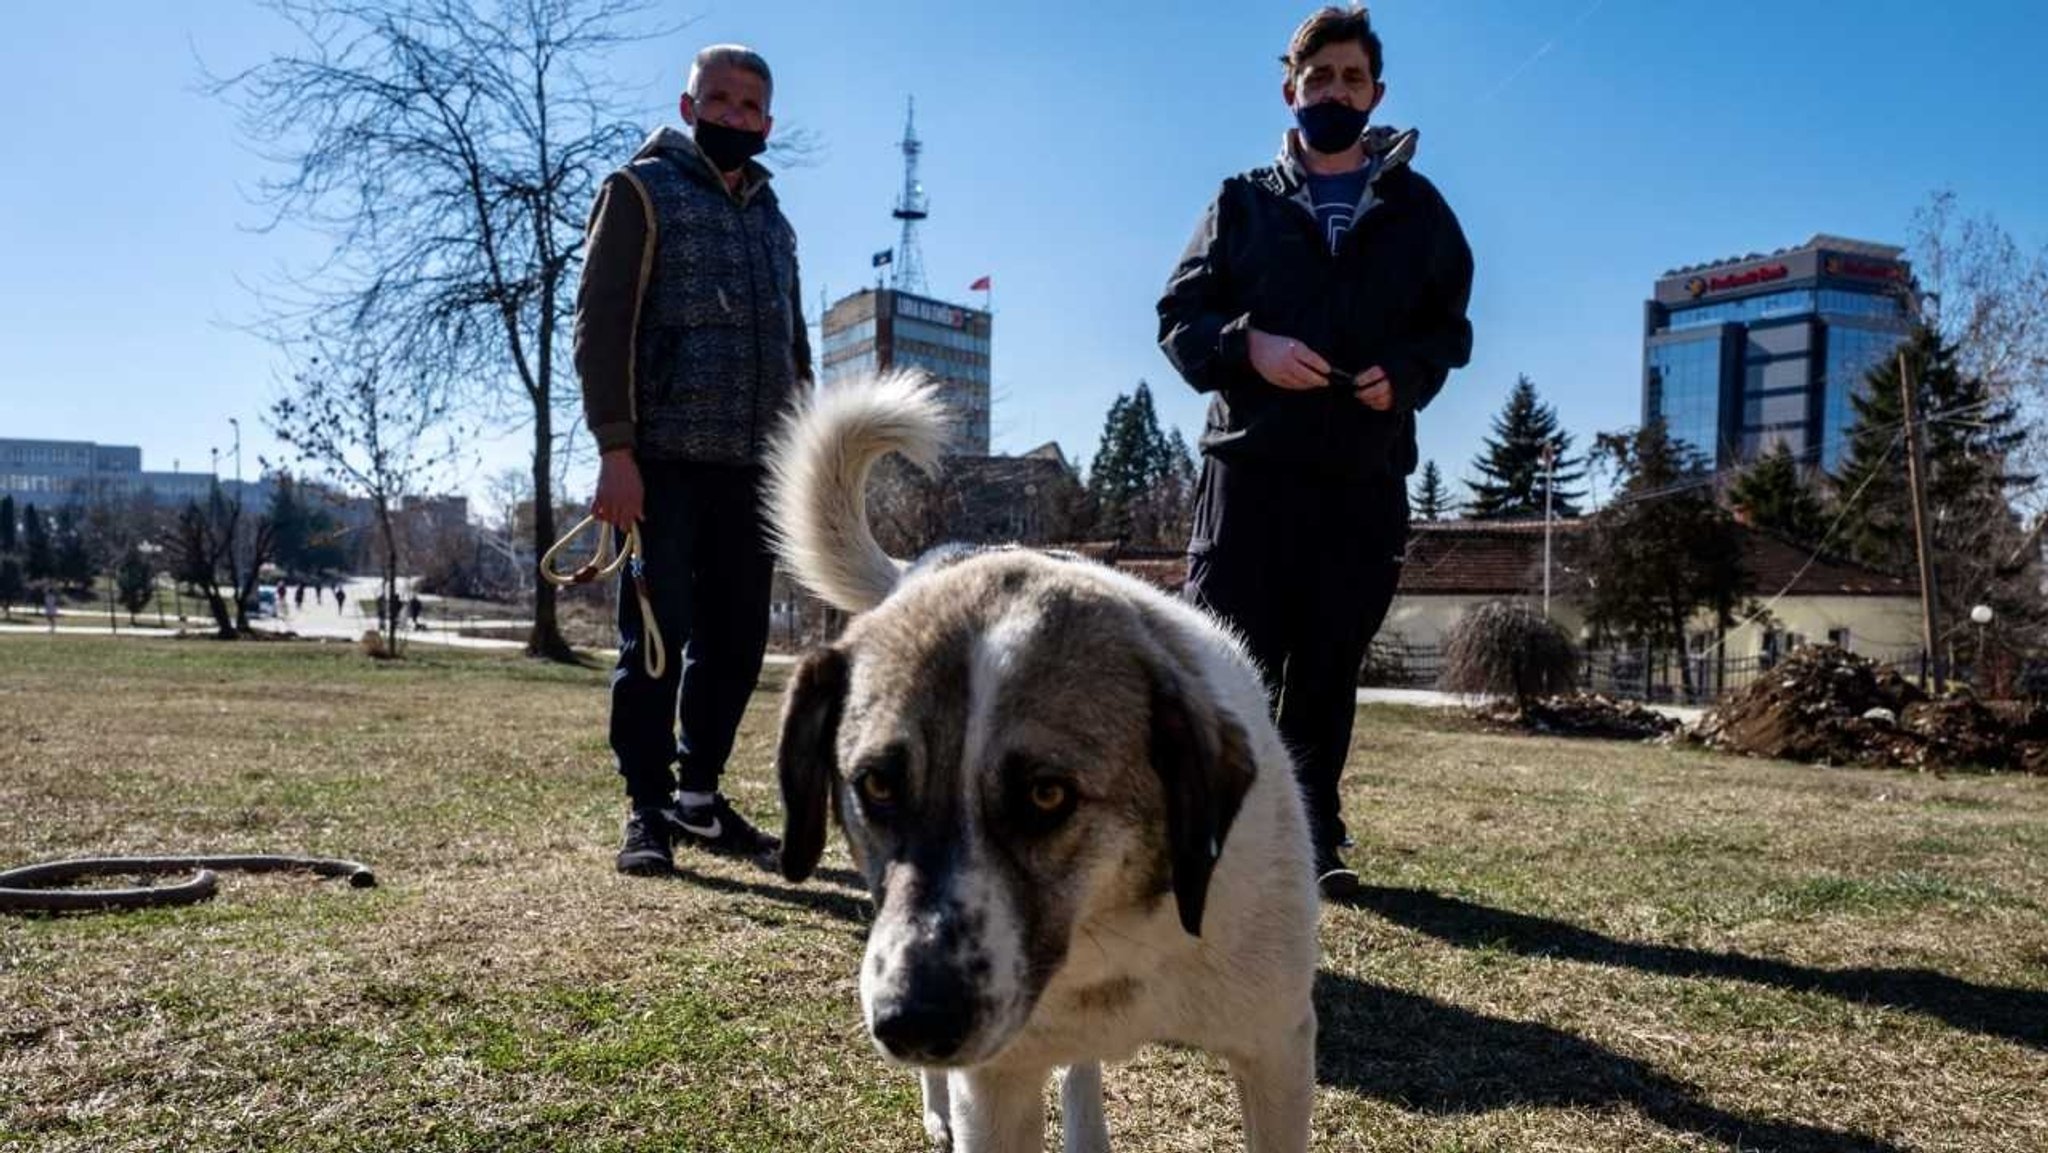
[677,814,723,839]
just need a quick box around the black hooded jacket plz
[1158,126,1473,482]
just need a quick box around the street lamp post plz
[1971,604,1995,694]
[1541,440,1557,619]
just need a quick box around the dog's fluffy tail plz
[767,370,948,613]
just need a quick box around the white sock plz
[677,790,716,810]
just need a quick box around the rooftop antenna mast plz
[891,96,929,296]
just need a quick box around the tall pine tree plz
[1830,323,2037,652]
[1412,460,1452,521]
[1466,375,1585,519]
[53,506,93,591]
[1088,381,1181,545]
[1728,442,1828,546]
[21,503,53,583]
[1831,325,2026,572]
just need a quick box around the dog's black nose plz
[872,982,974,1063]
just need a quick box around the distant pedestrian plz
[315,584,325,605]
[407,592,425,631]
[294,584,306,610]
[334,585,347,615]
[43,589,58,632]
[276,580,289,615]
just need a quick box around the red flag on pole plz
[969,275,991,292]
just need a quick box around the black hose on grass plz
[0,855,377,914]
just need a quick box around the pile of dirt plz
[1478,694,1682,742]
[1693,645,2044,773]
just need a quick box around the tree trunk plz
[526,399,576,661]
[204,583,234,639]
[376,499,402,658]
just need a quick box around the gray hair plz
[687,44,773,104]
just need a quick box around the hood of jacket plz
[633,125,774,203]
[1257,123,1419,212]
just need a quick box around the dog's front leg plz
[1059,1063,1109,1153]
[949,1064,1050,1153]
[1227,1012,1315,1153]
[921,1068,954,1149]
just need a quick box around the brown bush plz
[1440,600,1578,706]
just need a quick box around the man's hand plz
[1354,365,1394,411]
[592,449,644,528]
[1248,328,1332,391]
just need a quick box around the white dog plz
[766,371,1319,1152]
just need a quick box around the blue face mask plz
[1295,100,1370,155]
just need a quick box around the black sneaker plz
[616,807,675,875]
[668,794,781,865]
[1315,844,1360,901]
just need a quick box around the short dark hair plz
[1282,6,1383,82]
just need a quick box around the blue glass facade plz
[1646,238,1910,471]
[1646,333,1727,461]
[1822,322,1910,472]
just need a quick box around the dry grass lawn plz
[2,636,2044,1152]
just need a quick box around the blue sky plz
[3,0,2046,510]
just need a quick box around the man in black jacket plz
[1158,5,1473,899]
[576,44,809,875]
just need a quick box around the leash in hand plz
[539,514,667,679]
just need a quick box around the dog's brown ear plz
[777,646,849,883]
[1148,664,1256,937]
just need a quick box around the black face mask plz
[1294,100,1370,155]
[694,119,767,172]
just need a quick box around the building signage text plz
[896,296,966,329]
[1823,255,1907,282]
[1684,263,1791,299]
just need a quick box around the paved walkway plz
[1354,685,1704,723]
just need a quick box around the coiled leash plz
[0,855,376,915]
[539,514,667,679]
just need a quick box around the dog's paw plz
[922,1108,953,1151]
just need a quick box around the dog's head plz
[775,553,1255,1067]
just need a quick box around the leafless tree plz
[207,0,659,661]
[1911,190,2048,499]
[269,345,466,657]
[865,456,954,559]
[162,484,276,639]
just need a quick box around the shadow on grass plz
[1347,886,2047,1050]
[666,861,872,925]
[1316,972,1902,1152]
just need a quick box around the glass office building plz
[821,288,993,455]
[1644,236,1912,473]
[0,438,263,510]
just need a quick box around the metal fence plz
[1360,640,1931,706]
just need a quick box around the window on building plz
[1647,332,1726,463]
[1665,289,1816,331]
[1827,626,1851,650]
[1820,322,1910,472]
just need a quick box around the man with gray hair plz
[576,43,810,876]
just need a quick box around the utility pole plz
[1898,351,1944,693]
[1541,440,1556,618]
[229,417,244,623]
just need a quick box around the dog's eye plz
[1027,779,1072,814]
[857,771,897,807]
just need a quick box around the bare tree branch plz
[205,0,669,659]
